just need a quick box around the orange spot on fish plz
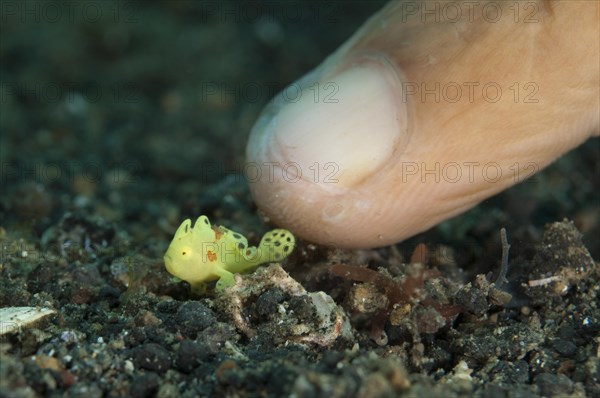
[212,226,223,241]
[207,250,217,262]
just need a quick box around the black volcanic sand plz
[1,2,598,397]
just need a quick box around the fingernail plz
[248,55,409,188]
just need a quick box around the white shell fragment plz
[217,264,353,347]
[0,307,56,336]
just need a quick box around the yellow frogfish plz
[163,216,295,292]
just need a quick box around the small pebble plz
[256,287,289,317]
[175,301,216,337]
[175,339,211,373]
[552,339,577,357]
[130,372,160,398]
[132,343,171,373]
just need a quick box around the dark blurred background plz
[0,0,597,259]
[0,0,384,232]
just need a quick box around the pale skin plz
[246,0,599,249]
